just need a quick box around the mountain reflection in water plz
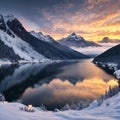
[0,59,118,110]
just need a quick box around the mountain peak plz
[30,31,43,35]
[70,32,77,36]
[68,32,78,38]
[0,14,89,61]
[1,14,16,23]
[101,37,110,43]
[102,37,110,41]
[30,31,54,42]
[0,14,25,38]
[100,37,120,43]
[46,35,54,40]
[0,14,15,37]
[59,32,101,47]
[67,32,84,42]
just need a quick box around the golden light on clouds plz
[24,21,120,41]
[19,0,120,41]
[36,11,120,41]
[42,78,118,99]
[23,77,118,106]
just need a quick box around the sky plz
[0,0,120,41]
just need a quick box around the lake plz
[0,59,118,110]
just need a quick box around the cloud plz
[103,15,120,26]
[1,0,120,41]
[97,30,120,37]
[71,43,119,55]
[35,0,120,40]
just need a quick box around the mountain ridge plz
[58,32,101,47]
[30,31,54,42]
[0,14,89,63]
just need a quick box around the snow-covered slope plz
[0,14,48,62]
[0,14,88,62]
[0,30,48,62]
[58,33,101,48]
[0,93,120,120]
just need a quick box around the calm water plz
[0,59,118,110]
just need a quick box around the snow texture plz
[0,93,120,120]
[67,32,84,41]
[30,31,54,42]
[0,30,49,62]
[4,14,15,22]
[114,70,120,79]
[58,33,100,48]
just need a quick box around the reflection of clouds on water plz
[0,60,118,110]
[22,78,118,108]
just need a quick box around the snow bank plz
[0,60,11,67]
[95,62,119,80]
[0,93,120,120]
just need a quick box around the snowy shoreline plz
[93,61,120,80]
[0,93,120,120]
[0,58,87,67]
[0,59,60,67]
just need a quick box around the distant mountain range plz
[0,14,88,63]
[99,37,120,43]
[58,33,101,47]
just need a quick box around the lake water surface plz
[0,59,118,110]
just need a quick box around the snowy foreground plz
[1,93,120,120]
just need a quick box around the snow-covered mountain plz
[58,33,101,47]
[0,37,21,62]
[99,37,120,43]
[0,14,88,63]
[0,30,48,62]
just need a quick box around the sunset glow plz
[23,78,118,102]
[1,0,120,41]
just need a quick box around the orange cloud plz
[104,20,120,26]
[19,0,120,41]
